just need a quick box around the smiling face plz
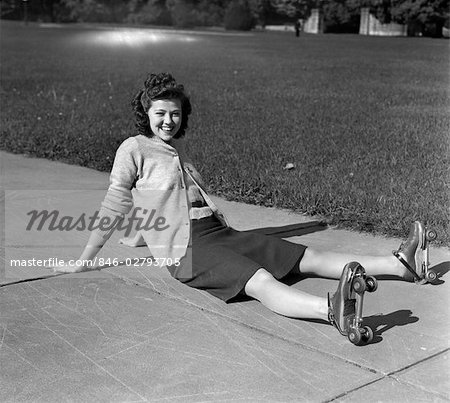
[147,99,182,142]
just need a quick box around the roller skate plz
[328,262,378,346]
[393,221,437,285]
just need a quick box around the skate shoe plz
[393,221,437,284]
[328,262,358,336]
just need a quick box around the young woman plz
[52,73,430,341]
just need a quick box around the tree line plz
[1,0,448,36]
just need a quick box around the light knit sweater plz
[93,134,229,261]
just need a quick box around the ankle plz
[319,298,330,321]
[391,254,409,278]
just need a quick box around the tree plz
[270,0,318,20]
[166,0,201,27]
[107,0,130,22]
[0,0,21,20]
[50,0,128,22]
[126,0,172,25]
[358,0,393,24]
[1,0,64,22]
[390,0,449,36]
[60,0,103,22]
[321,0,360,33]
[224,0,254,30]
[248,0,272,26]
[195,0,227,26]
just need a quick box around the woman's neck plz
[142,134,174,148]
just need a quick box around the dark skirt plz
[169,215,307,302]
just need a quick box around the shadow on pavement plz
[363,309,419,344]
[431,261,450,285]
[377,261,449,285]
[244,221,327,238]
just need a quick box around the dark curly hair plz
[131,73,192,139]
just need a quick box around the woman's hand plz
[51,261,86,273]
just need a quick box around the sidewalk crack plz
[109,272,383,376]
[324,348,450,402]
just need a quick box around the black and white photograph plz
[1,0,449,401]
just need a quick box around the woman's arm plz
[53,138,139,273]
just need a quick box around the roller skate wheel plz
[366,276,378,293]
[425,270,437,282]
[348,328,362,345]
[426,230,437,241]
[414,277,428,286]
[362,326,374,343]
[353,277,366,294]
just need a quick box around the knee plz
[299,247,320,274]
[244,268,274,298]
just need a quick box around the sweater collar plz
[138,134,176,150]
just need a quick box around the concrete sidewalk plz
[1,150,449,402]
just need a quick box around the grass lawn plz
[1,21,449,245]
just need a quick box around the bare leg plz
[244,226,416,320]
[244,249,406,320]
[299,248,405,279]
[244,268,329,320]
